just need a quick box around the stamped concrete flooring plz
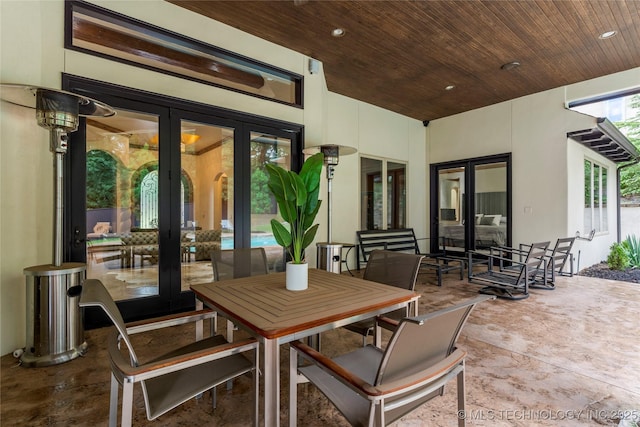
[1,271,638,426]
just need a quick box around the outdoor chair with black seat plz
[289,295,495,427]
[343,250,424,346]
[467,241,550,300]
[79,279,259,427]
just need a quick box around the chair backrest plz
[79,279,139,366]
[375,295,492,386]
[211,247,269,281]
[521,241,550,281]
[363,250,424,291]
[549,237,575,272]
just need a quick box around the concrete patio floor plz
[1,271,638,426]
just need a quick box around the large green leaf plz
[289,171,307,207]
[270,219,292,248]
[300,153,323,193]
[302,199,322,229]
[265,164,294,202]
[305,184,321,216]
[301,224,320,251]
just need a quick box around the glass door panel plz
[361,158,383,230]
[85,109,160,301]
[179,120,234,290]
[249,131,291,272]
[387,162,406,229]
[438,167,465,253]
[473,162,508,253]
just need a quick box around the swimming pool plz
[221,234,278,249]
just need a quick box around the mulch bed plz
[578,262,640,284]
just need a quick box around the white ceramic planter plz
[286,262,308,291]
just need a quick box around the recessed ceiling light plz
[501,61,521,71]
[445,85,455,91]
[331,28,345,37]
[599,30,617,39]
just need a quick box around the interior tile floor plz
[2,270,639,426]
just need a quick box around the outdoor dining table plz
[190,268,419,427]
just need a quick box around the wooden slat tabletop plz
[191,268,418,339]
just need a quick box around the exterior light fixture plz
[598,30,617,39]
[331,28,345,37]
[501,61,521,71]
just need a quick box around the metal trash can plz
[21,263,87,367]
[317,242,343,273]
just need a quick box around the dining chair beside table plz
[190,268,419,427]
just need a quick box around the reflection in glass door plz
[432,155,511,255]
[387,162,406,229]
[438,166,465,252]
[179,120,234,290]
[473,162,508,252]
[249,131,291,271]
[361,158,383,230]
[85,109,160,301]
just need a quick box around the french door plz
[430,154,511,256]
[64,76,301,326]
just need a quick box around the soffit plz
[168,0,640,121]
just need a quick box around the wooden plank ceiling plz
[168,0,640,121]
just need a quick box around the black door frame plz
[429,153,512,254]
[63,74,303,327]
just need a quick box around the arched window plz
[140,170,159,228]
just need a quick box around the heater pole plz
[50,128,68,267]
[326,164,335,243]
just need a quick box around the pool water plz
[221,234,278,249]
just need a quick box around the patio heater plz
[1,84,115,366]
[303,144,356,273]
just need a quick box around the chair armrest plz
[375,348,466,395]
[469,250,534,266]
[126,309,216,334]
[375,316,399,332]
[293,340,467,399]
[291,340,381,396]
[109,332,257,382]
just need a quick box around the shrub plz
[624,234,640,268]
[607,242,630,270]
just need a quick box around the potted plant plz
[266,152,324,290]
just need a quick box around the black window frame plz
[64,0,304,108]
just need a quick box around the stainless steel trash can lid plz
[23,262,86,276]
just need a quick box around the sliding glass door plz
[431,154,511,255]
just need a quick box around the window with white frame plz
[584,159,608,234]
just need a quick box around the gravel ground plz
[579,262,640,284]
